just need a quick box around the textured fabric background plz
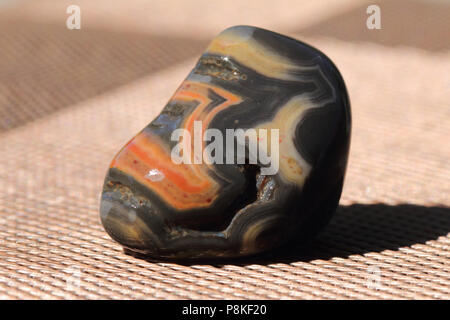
[0,0,449,299]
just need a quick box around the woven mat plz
[0,0,449,299]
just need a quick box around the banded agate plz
[100,26,351,259]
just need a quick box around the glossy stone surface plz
[100,26,351,260]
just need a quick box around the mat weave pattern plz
[0,0,449,299]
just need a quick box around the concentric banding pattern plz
[100,25,351,259]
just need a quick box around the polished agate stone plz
[100,26,351,260]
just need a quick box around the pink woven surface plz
[0,0,448,299]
